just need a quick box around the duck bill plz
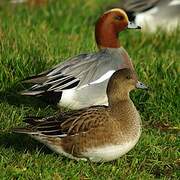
[127,21,141,29]
[136,81,148,90]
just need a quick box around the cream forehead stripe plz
[104,8,129,21]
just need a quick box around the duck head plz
[107,68,147,105]
[95,8,141,49]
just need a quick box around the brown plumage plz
[13,68,147,162]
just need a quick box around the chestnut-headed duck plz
[21,8,141,109]
[108,0,180,32]
[14,68,148,162]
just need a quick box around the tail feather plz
[20,90,45,96]
[24,116,44,125]
[12,127,37,134]
[13,115,65,136]
[13,116,51,134]
[24,116,55,125]
[22,73,49,84]
[22,77,47,84]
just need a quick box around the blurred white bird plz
[11,0,47,6]
[107,0,180,32]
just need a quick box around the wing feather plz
[13,106,109,137]
[21,49,125,95]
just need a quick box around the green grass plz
[0,0,179,179]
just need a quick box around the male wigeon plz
[108,0,180,32]
[21,8,141,109]
[14,68,148,162]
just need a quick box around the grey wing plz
[22,50,120,94]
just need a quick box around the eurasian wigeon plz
[14,68,148,162]
[21,8,141,109]
[108,0,180,32]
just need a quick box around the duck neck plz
[108,90,135,115]
[109,97,137,120]
[95,22,121,49]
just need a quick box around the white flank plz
[60,88,81,109]
[32,133,141,162]
[60,89,75,103]
[83,137,140,162]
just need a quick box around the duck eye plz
[126,75,131,80]
[114,15,124,21]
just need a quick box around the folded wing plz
[13,106,109,137]
[21,49,120,96]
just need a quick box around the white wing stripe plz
[77,70,115,90]
[90,70,115,85]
